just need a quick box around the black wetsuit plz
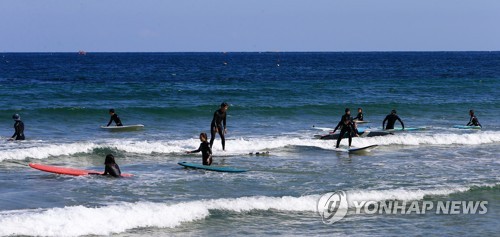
[383,114,404,130]
[191,141,213,165]
[12,120,25,140]
[467,115,482,127]
[103,164,121,177]
[334,114,356,148]
[210,109,227,150]
[354,112,364,121]
[107,114,123,126]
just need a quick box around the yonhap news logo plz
[316,191,348,224]
[316,190,488,224]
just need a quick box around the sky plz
[0,0,499,52]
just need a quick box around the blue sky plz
[1,0,499,52]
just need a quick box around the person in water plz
[9,114,25,141]
[354,107,364,121]
[332,108,358,148]
[210,102,229,150]
[467,110,482,127]
[103,154,121,177]
[383,109,405,130]
[107,109,123,126]
[187,133,213,165]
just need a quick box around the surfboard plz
[453,125,482,129]
[178,162,247,173]
[384,127,426,132]
[354,120,370,124]
[315,131,392,140]
[100,124,144,131]
[29,163,133,177]
[335,145,378,153]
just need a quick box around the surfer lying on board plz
[354,107,364,121]
[187,133,213,165]
[210,102,229,150]
[106,109,123,127]
[9,114,25,141]
[332,108,358,148]
[467,110,482,127]
[103,154,121,177]
[383,109,404,130]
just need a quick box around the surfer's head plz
[199,133,208,142]
[104,154,116,165]
[12,114,20,121]
[391,109,397,114]
[345,108,350,115]
[220,102,229,111]
[109,109,115,115]
[358,108,362,113]
[469,109,474,116]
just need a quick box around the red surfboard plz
[29,163,133,177]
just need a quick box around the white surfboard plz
[100,124,144,131]
[335,145,378,153]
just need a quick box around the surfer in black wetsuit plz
[332,108,358,148]
[210,102,229,150]
[467,110,482,127]
[187,133,213,165]
[107,109,123,126]
[383,109,404,130]
[9,114,25,141]
[354,108,364,121]
[103,154,121,177]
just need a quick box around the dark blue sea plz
[0,52,499,236]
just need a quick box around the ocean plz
[0,52,499,236]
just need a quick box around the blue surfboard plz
[453,125,482,129]
[178,162,247,173]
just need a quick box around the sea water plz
[0,52,499,236]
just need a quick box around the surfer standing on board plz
[332,108,358,149]
[383,109,404,130]
[186,133,213,165]
[106,109,123,127]
[9,114,25,141]
[467,110,482,127]
[210,102,229,150]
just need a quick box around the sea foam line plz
[0,185,483,236]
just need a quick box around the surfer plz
[186,133,213,165]
[209,102,229,150]
[332,108,358,148]
[467,110,482,127]
[106,109,123,127]
[9,114,25,141]
[103,154,121,177]
[383,109,405,130]
[354,108,364,121]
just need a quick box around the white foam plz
[1,131,499,161]
[0,185,484,236]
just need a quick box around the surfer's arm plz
[382,116,388,129]
[332,121,342,133]
[189,144,202,153]
[106,117,113,126]
[223,114,227,130]
[398,117,405,129]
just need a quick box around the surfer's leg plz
[209,127,216,148]
[218,127,225,150]
[336,130,345,148]
[348,130,352,147]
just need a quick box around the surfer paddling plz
[187,133,213,165]
[106,109,123,127]
[467,110,482,127]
